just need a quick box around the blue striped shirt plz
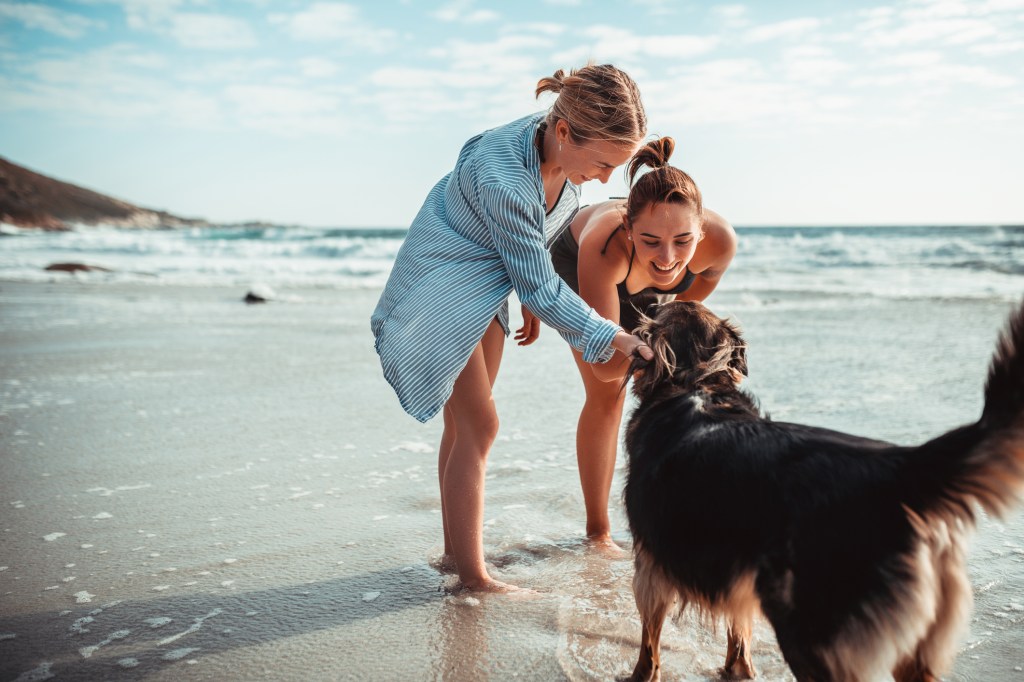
[370,112,622,423]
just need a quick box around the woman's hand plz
[611,331,653,361]
[515,304,541,346]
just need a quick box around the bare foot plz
[452,577,541,597]
[457,577,520,593]
[429,552,458,574]
[586,534,629,559]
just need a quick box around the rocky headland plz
[0,156,210,231]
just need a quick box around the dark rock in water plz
[244,292,268,304]
[44,262,113,273]
[243,284,276,304]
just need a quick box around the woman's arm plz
[576,213,634,382]
[480,182,622,363]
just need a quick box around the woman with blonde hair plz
[372,64,652,592]
[546,137,737,549]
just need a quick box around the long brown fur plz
[623,300,1024,682]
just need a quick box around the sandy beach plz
[1,279,1023,681]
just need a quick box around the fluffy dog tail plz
[905,300,1024,523]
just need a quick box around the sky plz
[1,0,1022,228]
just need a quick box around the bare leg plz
[570,348,627,546]
[440,320,511,591]
[435,405,458,571]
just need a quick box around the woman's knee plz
[477,406,501,444]
[454,403,500,449]
[583,382,627,410]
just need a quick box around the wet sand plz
[1,280,1022,681]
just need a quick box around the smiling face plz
[627,202,703,286]
[554,119,639,186]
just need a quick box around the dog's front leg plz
[723,617,756,679]
[629,549,674,682]
[630,611,667,682]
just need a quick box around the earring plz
[559,143,562,152]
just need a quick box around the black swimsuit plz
[550,224,695,332]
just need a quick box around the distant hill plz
[0,156,209,230]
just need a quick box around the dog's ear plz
[723,320,748,379]
[648,330,678,387]
[628,314,677,398]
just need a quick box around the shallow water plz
[1,281,1022,680]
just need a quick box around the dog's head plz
[629,301,748,399]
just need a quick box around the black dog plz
[623,300,1024,682]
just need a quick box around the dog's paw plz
[625,665,660,682]
[721,659,756,680]
[627,648,661,682]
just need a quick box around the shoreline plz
[1,280,1022,681]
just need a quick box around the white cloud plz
[366,33,558,128]
[368,66,494,90]
[629,0,676,16]
[780,46,850,85]
[647,60,810,127]
[901,0,974,20]
[299,57,338,79]
[432,0,500,24]
[896,0,1024,20]
[574,25,720,62]
[851,57,1015,89]
[23,44,166,84]
[358,86,482,125]
[87,0,187,31]
[174,57,281,84]
[711,4,748,26]
[225,84,340,118]
[0,45,223,128]
[970,39,1024,54]
[542,0,581,5]
[0,2,101,38]
[169,13,256,49]
[270,2,396,50]
[70,2,258,50]
[862,16,999,47]
[876,50,946,67]
[429,35,552,80]
[743,18,822,43]
[502,22,567,37]
[977,0,1024,10]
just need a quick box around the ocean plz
[1,222,1023,680]
[1,223,1021,303]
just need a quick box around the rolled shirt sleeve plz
[480,182,621,363]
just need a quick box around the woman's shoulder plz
[475,112,543,159]
[694,209,737,273]
[701,209,737,252]
[576,201,630,270]
[467,113,544,189]
[576,201,626,242]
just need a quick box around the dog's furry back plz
[623,300,1024,680]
